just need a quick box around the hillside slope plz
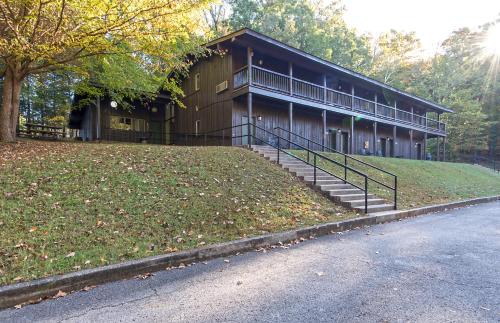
[0,141,352,285]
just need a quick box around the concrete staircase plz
[251,145,394,214]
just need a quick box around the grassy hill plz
[0,141,352,286]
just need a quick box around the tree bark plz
[0,67,22,142]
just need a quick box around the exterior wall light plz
[110,101,118,108]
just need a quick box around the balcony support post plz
[288,102,293,148]
[393,125,397,157]
[350,116,355,154]
[374,93,378,116]
[423,132,428,160]
[409,129,413,159]
[322,109,327,151]
[436,114,441,161]
[437,136,441,161]
[437,113,441,132]
[247,47,253,86]
[411,106,414,123]
[247,93,253,148]
[288,62,293,95]
[373,121,378,156]
[443,136,447,162]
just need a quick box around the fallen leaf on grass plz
[65,252,75,258]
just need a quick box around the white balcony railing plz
[233,65,446,133]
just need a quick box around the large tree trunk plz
[0,67,22,142]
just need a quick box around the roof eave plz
[206,28,454,114]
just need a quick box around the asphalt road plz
[1,201,499,322]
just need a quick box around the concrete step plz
[347,198,386,207]
[290,170,330,177]
[304,180,345,186]
[281,162,311,167]
[355,204,395,213]
[334,193,375,202]
[317,183,353,190]
[328,188,363,196]
[302,176,341,182]
[266,156,299,162]
[250,145,395,214]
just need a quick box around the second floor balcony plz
[233,65,446,134]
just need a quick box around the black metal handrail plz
[169,122,400,213]
[274,126,397,209]
[248,123,370,213]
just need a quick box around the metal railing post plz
[364,176,368,214]
[394,176,398,210]
[307,140,310,163]
[247,122,251,148]
[277,136,280,164]
[222,129,225,146]
[344,155,347,182]
[204,133,207,146]
[314,154,317,185]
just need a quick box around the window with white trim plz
[110,116,147,131]
[194,73,200,91]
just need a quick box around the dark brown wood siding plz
[99,99,168,144]
[175,49,233,139]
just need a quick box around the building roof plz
[207,28,453,114]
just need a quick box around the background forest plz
[7,0,500,160]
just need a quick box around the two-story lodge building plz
[70,28,452,160]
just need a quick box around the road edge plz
[1,195,499,310]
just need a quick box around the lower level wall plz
[232,95,428,160]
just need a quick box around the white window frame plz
[194,73,200,91]
[110,116,147,132]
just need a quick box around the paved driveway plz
[1,201,499,322]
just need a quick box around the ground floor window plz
[110,116,147,131]
[195,120,201,135]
